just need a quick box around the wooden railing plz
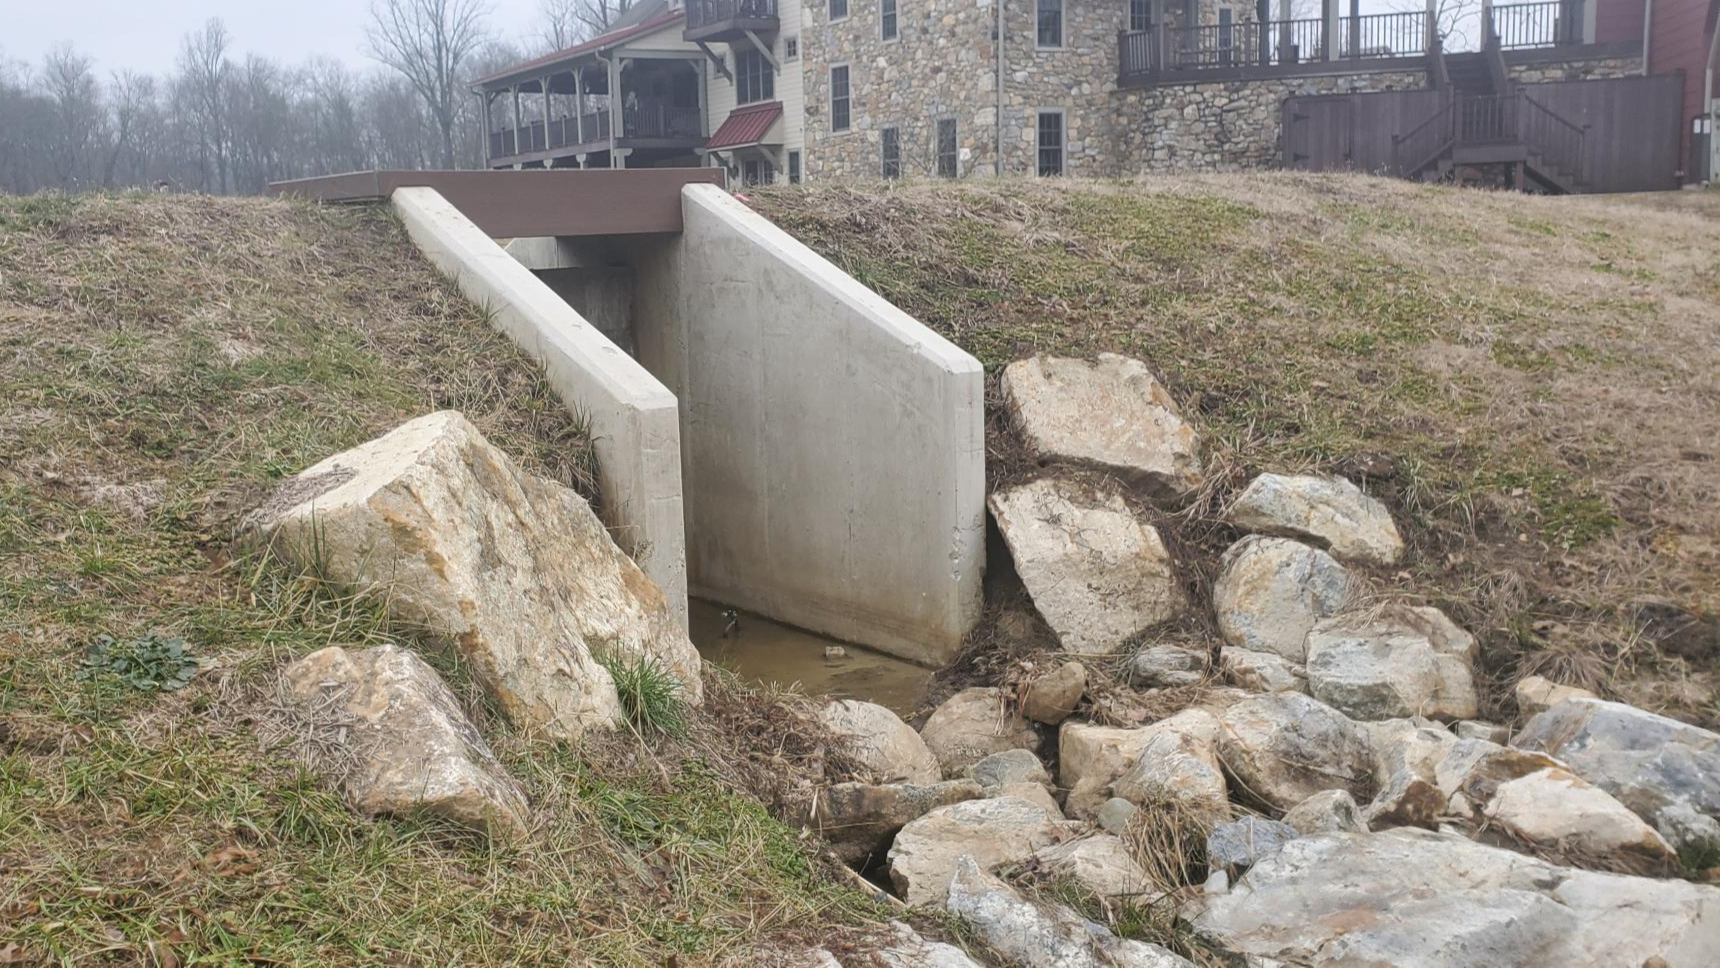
[1456,93,1519,143]
[1344,11,1429,58]
[1391,90,1588,182]
[1489,1,1581,49]
[685,0,776,30]
[1393,96,1455,176]
[621,101,701,139]
[1519,90,1588,180]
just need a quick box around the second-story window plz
[1129,0,1151,31]
[882,0,898,39]
[829,65,851,131]
[881,126,901,178]
[736,49,774,104]
[1037,0,1063,47]
[829,0,849,21]
[784,36,799,60]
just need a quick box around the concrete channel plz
[274,170,986,668]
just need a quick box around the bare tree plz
[178,18,233,192]
[367,0,491,168]
[104,70,158,186]
[538,0,588,50]
[41,45,101,187]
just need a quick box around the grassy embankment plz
[754,176,1720,727]
[0,193,888,966]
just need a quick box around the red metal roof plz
[476,10,686,86]
[706,101,783,150]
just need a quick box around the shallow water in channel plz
[689,598,933,717]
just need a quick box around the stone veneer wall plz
[1508,53,1642,84]
[1109,69,1426,172]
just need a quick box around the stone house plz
[475,0,1710,188]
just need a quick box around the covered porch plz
[482,54,706,169]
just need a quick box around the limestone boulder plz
[1281,789,1367,836]
[1126,644,1207,688]
[1000,352,1203,502]
[1033,833,1154,898]
[1484,766,1678,874]
[920,687,1040,777]
[970,748,1052,792]
[947,857,1193,968]
[874,921,983,968]
[1220,646,1306,694]
[887,796,1076,906]
[1303,607,1479,721]
[1212,536,1354,661]
[1217,693,1375,812]
[1226,472,1404,566]
[1206,816,1298,879]
[812,779,985,867]
[1514,674,1597,717]
[1095,797,1139,836]
[1060,709,1220,818]
[1110,714,1230,822]
[1191,828,1720,967]
[989,478,1184,654]
[1513,698,1720,857]
[282,644,528,836]
[1359,719,1460,829]
[820,699,942,785]
[1455,719,1510,744]
[250,412,702,737]
[1021,661,1087,725]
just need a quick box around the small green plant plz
[1678,837,1720,875]
[599,653,689,738]
[78,632,199,692]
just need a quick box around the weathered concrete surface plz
[392,187,687,628]
[626,184,985,664]
[251,411,702,737]
[989,478,1183,654]
[1000,353,1204,502]
[1192,828,1721,967]
[282,644,529,836]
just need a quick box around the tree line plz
[0,0,634,195]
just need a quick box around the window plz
[736,49,774,104]
[1036,0,1063,47]
[1129,0,1152,32]
[829,65,851,131]
[743,157,776,185]
[882,0,898,39]
[881,127,901,178]
[1036,110,1064,176]
[829,0,848,21]
[783,35,799,60]
[788,149,802,184]
[936,118,958,177]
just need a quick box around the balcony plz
[487,97,702,163]
[683,0,778,43]
[1120,10,1430,84]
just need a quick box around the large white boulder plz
[920,686,1040,777]
[1217,693,1375,812]
[250,412,702,737]
[1021,661,1087,724]
[1513,698,1720,857]
[1191,828,1720,967]
[1110,715,1230,822]
[811,779,984,866]
[1000,353,1203,502]
[282,644,529,836]
[1514,674,1598,717]
[1303,606,1479,721]
[820,699,942,785]
[1212,536,1354,662]
[947,857,1193,967]
[1033,833,1155,898]
[1060,709,1220,819]
[989,478,1184,654]
[887,796,1076,906]
[1226,472,1404,566]
[1485,766,1678,873]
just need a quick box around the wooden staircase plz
[1398,39,1590,193]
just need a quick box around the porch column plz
[1481,0,1494,46]
[1425,0,1438,51]
[512,85,523,156]
[1150,0,1167,68]
[1324,0,1339,60]
[611,147,633,169]
[575,70,586,144]
[1278,0,1293,62]
[542,77,552,149]
[1256,0,1270,64]
[607,54,622,157]
[1348,0,1360,58]
[481,93,493,161]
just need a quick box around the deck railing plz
[1344,10,1429,58]
[1489,1,1580,49]
[1121,9,1433,81]
[685,0,777,30]
[1519,90,1587,179]
[1392,90,1588,182]
[621,100,702,139]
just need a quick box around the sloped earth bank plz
[751,176,1720,726]
[0,194,903,965]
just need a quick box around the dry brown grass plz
[751,175,1720,727]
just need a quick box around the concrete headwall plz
[626,183,986,665]
[392,186,689,628]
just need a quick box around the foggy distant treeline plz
[0,0,634,195]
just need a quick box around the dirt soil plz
[750,175,1720,727]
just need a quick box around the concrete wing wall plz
[392,187,690,629]
[629,183,985,664]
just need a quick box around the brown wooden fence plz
[1281,74,1684,194]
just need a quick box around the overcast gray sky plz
[4,0,543,76]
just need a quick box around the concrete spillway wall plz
[399,182,984,665]
[391,187,689,628]
[626,185,986,664]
